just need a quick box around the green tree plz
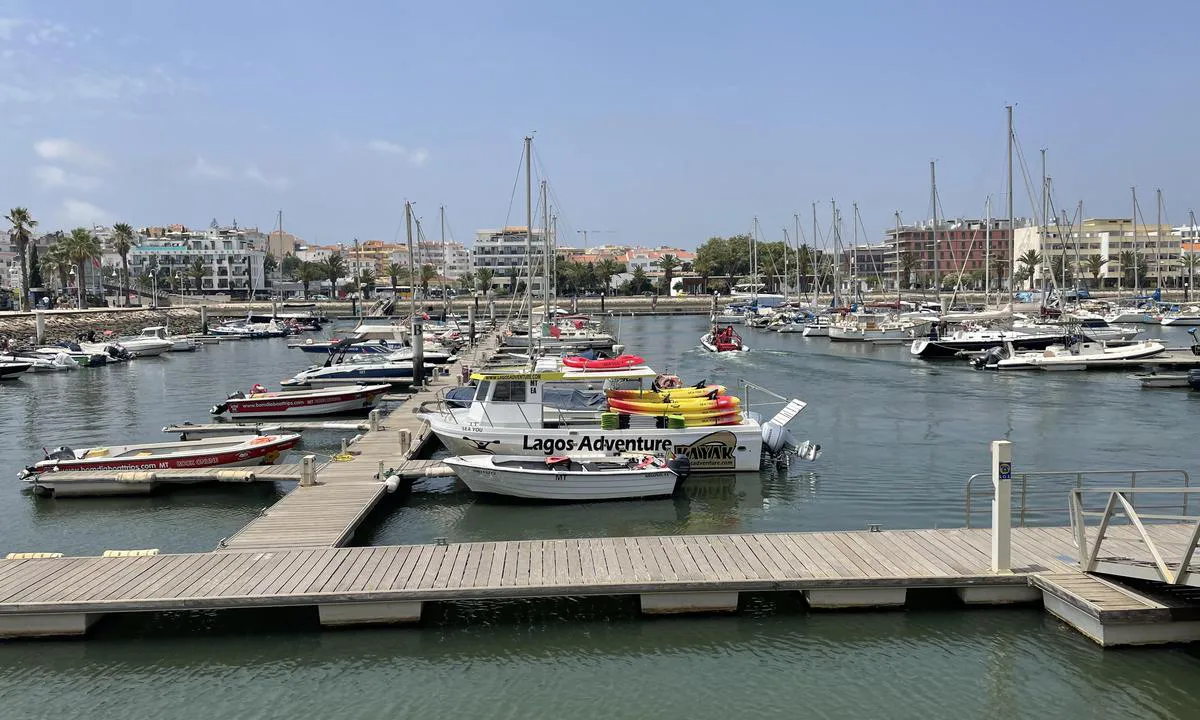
[323,251,347,292]
[5,207,37,310]
[112,222,135,306]
[419,264,438,297]
[474,267,495,293]
[385,262,406,297]
[629,266,651,294]
[1083,255,1109,289]
[281,253,302,280]
[1182,254,1200,294]
[42,242,71,293]
[595,258,620,292]
[263,252,279,277]
[1017,249,1043,289]
[64,227,101,308]
[188,256,206,297]
[796,244,814,293]
[656,254,681,296]
[27,243,43,288]
[1118,250,1148,288]
[297,261,323,298]
[358,269,376,299]
[898,251,918,290]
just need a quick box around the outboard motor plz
[762,421,797,456]
[667,455,692,486]
[45,446,75,461]
[1189,329,1200,356]
[1188,369,1200,392]
[973,346,1005,371]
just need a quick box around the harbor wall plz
[0,308,205,344]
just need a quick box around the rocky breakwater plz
[0,308,204,345]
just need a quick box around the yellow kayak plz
[608,395,740,414]
[606,385,726,402]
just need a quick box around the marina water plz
[1,315,1198,718]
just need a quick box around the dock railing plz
[1068,487,1200,586]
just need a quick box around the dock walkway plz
[216,333,499,552]
[5,525,1200,643]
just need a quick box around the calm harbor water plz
[1,315,1199,718]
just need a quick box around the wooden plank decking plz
[217,333,498,552]
[0,526,1097,616]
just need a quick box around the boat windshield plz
[491,381,527,402]
[473,380,491,403]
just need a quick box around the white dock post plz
[300,454,316,487]
[991,440,1013,573]
[34,311,46,345]
[399,429,412,457]
[368,409,381,431]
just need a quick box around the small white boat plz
[1161,314,1200,327]
[986,339,1166,371]
[442,454,690,501]
[0,360,32,379]
[0,352,76,372]
[802,316,831,337]
[701,325,749,352]
[111,334,175,357]
[138,326,199,352]
[211,383,391,418]
[1137,372,1191,389]
[33,345,108,366]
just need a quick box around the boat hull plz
[911,333,1065,358]
[24,434,301,481]
[444,457,678,501]
[222,386,389,418]
[428,419,765,472]
[1162,316,1200,326]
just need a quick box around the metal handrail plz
[1069,487,1200,585]
[965,468,1192,528]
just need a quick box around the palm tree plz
[27,243,43,288]
[297,262,323,298]
[1083,255,1109,289]
[898,251,918,290]
[188,257,206,297]
[596,258,620,293]
[358,269,376,299]
[112,222,135,306]
[385,262,406,297]
[1017,250,1042,290]
[656,254,681,296]
[5,207,37,310]
[418,264,438,297]
[64,227,101,308]
[474,267,495,294]
[42,242,71,295]
[323,251,347,295]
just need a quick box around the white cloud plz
[366,139,430,167]
[33,138,105,168]
[244,165,290,191]
[0,17,24,42]
[190,155,231,180]
[32,165,100,191]
[367,139,406,155]
[60,199,114,228]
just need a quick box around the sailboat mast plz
[276,209,283,293]
[831,201,840,307]
[852,202,859,303]
[1006,105,1015,300]
[524,136,534,359]
[812,202,819,302]
[894,211,902,308]
[794,213,801,301]
[1156,188,1163,289]
[930,161,939,305]
[984,197,991,308]
[541,180,550,321]
[1132,186,1140,296]
[439,205,447,315]
[405,200,416,327]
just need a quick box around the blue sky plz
[1,0,1196,250]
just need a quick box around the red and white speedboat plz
[19,433,301,479]
[211,383,391,418]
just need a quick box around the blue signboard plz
[998,462,1012,480]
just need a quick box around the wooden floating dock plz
[3,525,1199,644]
[215,333,499,552]
[162,420,375,438]
[27,463,308,498]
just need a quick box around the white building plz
[130,226,266,297]
[1013,218,1181,287]
[472,226,548,293]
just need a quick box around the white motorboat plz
[20,433,302,495]
[980,339,1166,371]
[802,316,831,337]
[828,313,927,343]
[443,454,691,501]
[700,325,749,352]
[1106,308,1160,324]
[211,383,391,418]
[76,341,134,362]
[33,345,108,366]
[106,335,174,357]
[421,359,812,473]
[0,360,32,379]
[138,326,199,352]
[910,327,1066,359]
[289,324,409,353]
[0,351,76,372]
[1161,313,1200,327]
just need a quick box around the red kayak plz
[563,354,645,370]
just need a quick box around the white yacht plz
[828,313,928,343]
[421,359,812,473]
[980,339,1166,371]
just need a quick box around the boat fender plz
[383,474,402,493]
